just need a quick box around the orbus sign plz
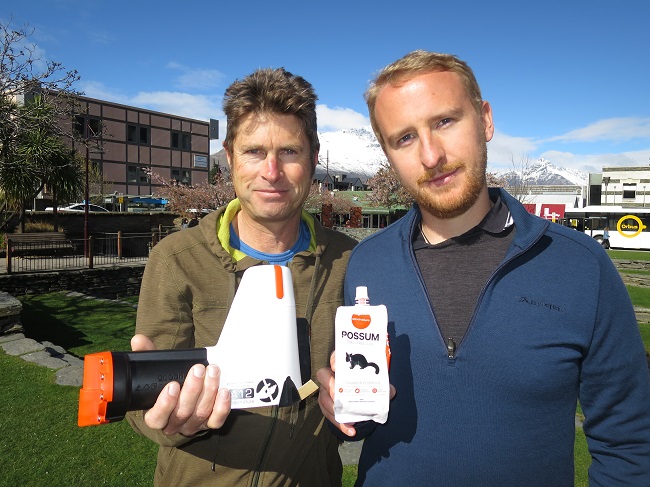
[617,215,647,238]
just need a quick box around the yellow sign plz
[617,214,647,238]
[118,197,123,204]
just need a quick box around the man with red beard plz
[317,50,650,486]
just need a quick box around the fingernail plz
[193,365,205,378]
[207,365,219,378]
[167,382,180,397]
[219,388,231,401]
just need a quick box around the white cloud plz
[166,62,225,91]
[488,123,650,174]
[78,80,222,122]
[78,80,130,104]
[131,91,221,121]
[546,117,650,143]
[317,104,369,132]
[487,129,539,170]
[540,149,650,174]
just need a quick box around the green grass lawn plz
[4,286,649,486]
[2,292,158,487]
[0,326,157,487]
[608,249,650,261]
[18,292,138,356]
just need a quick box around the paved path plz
[0,331,84,386]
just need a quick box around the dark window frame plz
[127,124,150,145]
[127,165,150,184]
[171,131,192,151]
[623,183,637,200]
[171,168,191,185]
[74,115,102,137]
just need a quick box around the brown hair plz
[365,50,483,149]
[222,68,319,160]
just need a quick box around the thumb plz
[131,333,156,351]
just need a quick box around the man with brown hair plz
[128,67,356,486]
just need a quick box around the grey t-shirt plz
[413,196,515,353]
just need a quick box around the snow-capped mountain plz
[212,128,589,186]
[317,126,387,178]
[497,159,588,186]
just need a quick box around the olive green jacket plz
[126,206,357,486]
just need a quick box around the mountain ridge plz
[212,126,589,186]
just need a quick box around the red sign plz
[540,204,565,221]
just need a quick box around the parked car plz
[187,208,215,215]
[44,203,109,213]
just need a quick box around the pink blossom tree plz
[146,169,235,217]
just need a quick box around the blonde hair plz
[365,50,483,149]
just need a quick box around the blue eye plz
[398,134,414,145]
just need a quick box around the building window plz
[623,183,637,200]
[74,116,101,137]
[127,165,149,183]
[127,124,150,145]
[171,131,191,151]
[171,168,191,185]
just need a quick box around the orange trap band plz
[78,351,114,427]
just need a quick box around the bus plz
[561,206,650,250]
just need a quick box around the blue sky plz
[5,0,650,174]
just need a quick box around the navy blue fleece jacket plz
[342,189,650,486]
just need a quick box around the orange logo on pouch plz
[351,314,371,329]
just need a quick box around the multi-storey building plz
[590,167,650,207]
[59,94,215,200]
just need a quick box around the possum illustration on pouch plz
[346,352,380,374]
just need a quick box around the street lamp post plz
[84,120,90,258]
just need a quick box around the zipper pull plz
[446,337,456,359]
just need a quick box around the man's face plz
[226,112,316,226]
[374,70,494,219]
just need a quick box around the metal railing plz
[4,231,164,274]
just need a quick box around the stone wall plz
[335,227,378,242]
[6,212,179,238]
[0,265,145,300]
[0,292,22,334]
